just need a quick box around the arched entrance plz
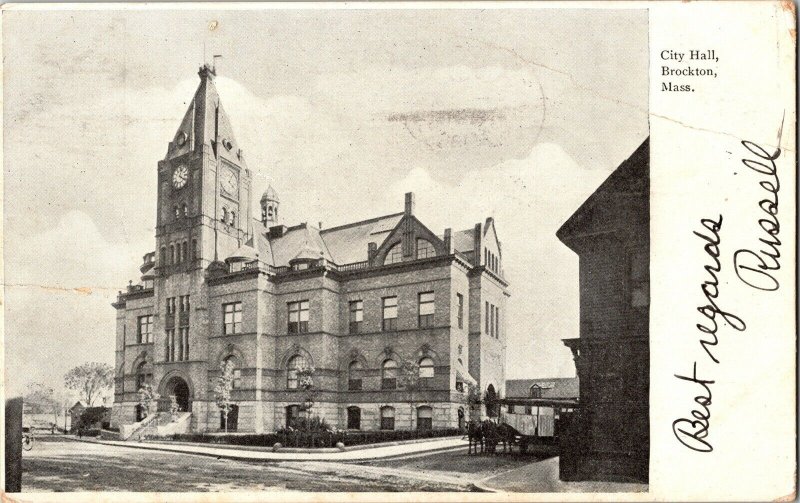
[161,376,192,412]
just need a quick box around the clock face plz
[221,166,238,197]
[172,165,189,190]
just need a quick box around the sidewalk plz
[67,435,469,462]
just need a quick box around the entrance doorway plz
[347,406,361,430]
[286,405,300,428]
[162,376,191,412]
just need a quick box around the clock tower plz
[155,63,253,275]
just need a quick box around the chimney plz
[367,242,378,266]
[444,228,453,254]
[473,223,482,265]
[404,192,415,216]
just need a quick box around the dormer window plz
[529,385,543,398]
[385,243,403,265]
[416,239,436,259]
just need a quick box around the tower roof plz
[261,185,279,203]
[166,64,244,166]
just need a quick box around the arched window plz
[380,406,395,430]
[169,245,175,265]
[135,361,152,392]
[221,207,228,222]
[287,355,307,389]
[182,204,188,218]
[419,357,434,388]
[181,241,188,262]
[384,243,403,265]
[224,356,242,389]
[416,239,436,259]
[381,359,398,390]
[417,405,433,430]
[348,361,363,391]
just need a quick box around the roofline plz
[319,212,405,234]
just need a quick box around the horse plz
[496,422,519,454]
[466,420,484,454]
[482,419,500,455]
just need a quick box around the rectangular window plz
[223,302,242,335]
[348,377,362,391]
[485,302,490,334]
[495,306,500,339]
[491,305,496,338]
[288,300,310,334]
[166,297,176,315]
[137,315,153,344]
[418,292,434,328]
[382,296,398,331]
[349,300,363,334]
[179,327,189,361]
[456,293,464,329]
[232,369,242,389]
[165,329,175,362]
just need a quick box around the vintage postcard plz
[1,2,795,502]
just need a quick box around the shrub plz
[165,428,462,449]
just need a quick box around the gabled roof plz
[505,377,579,399]
[319,213,404,265]
[269,224,333,266]
[557,137,649,247]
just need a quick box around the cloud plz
[391,143,612,378]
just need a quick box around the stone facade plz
[557,138,649,483]
[111,65,509,434]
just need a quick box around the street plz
[21,436,647,493]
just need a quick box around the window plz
[230,211,236,227]
[166,297,176,315]
[385,243,403,265]
[382,296,397,331]
[165,329,175,362]
[287,355,307,389]
[348,361,363,391]
[418,292,434,328]
[495,306,500,339]
[137,315,153,344]
[179,295,190,314]
[381,359,398,390]
[416,239,435,259]
[419,357,434,388]
[181,241,188,262]
[134,361,152,392]
[508,404,515,414]
[485,302,490,333]
[223,302,242,335]
[347,406,361,430]
[182,204,188,218]
[225,356,242,389]
[417,406,433,431]
[178,327,189,361]
[170,245,175,265]
[455,381,464,393]
[380,406,395,430]
[490,305,495,338]
[530,385,543,398]
[174,205,180,219]
[456,293,464,329]
[160,247,167,267]
[221,207,228,222]
[348,300,363,334]
[286,405,300,428]
[288,300,309,334]
[192,239,198,260]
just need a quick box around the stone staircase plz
[120,412,192,441]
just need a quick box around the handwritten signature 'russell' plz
[672,137,782,453]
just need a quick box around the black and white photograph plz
[2,3,793,500]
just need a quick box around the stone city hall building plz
[111,65,509,433]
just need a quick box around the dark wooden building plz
[557,138,649,483]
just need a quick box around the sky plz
[3,7,648,398]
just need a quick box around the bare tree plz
[399,359,421,431]
[213,359,235,432]
[63,362,114,406]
